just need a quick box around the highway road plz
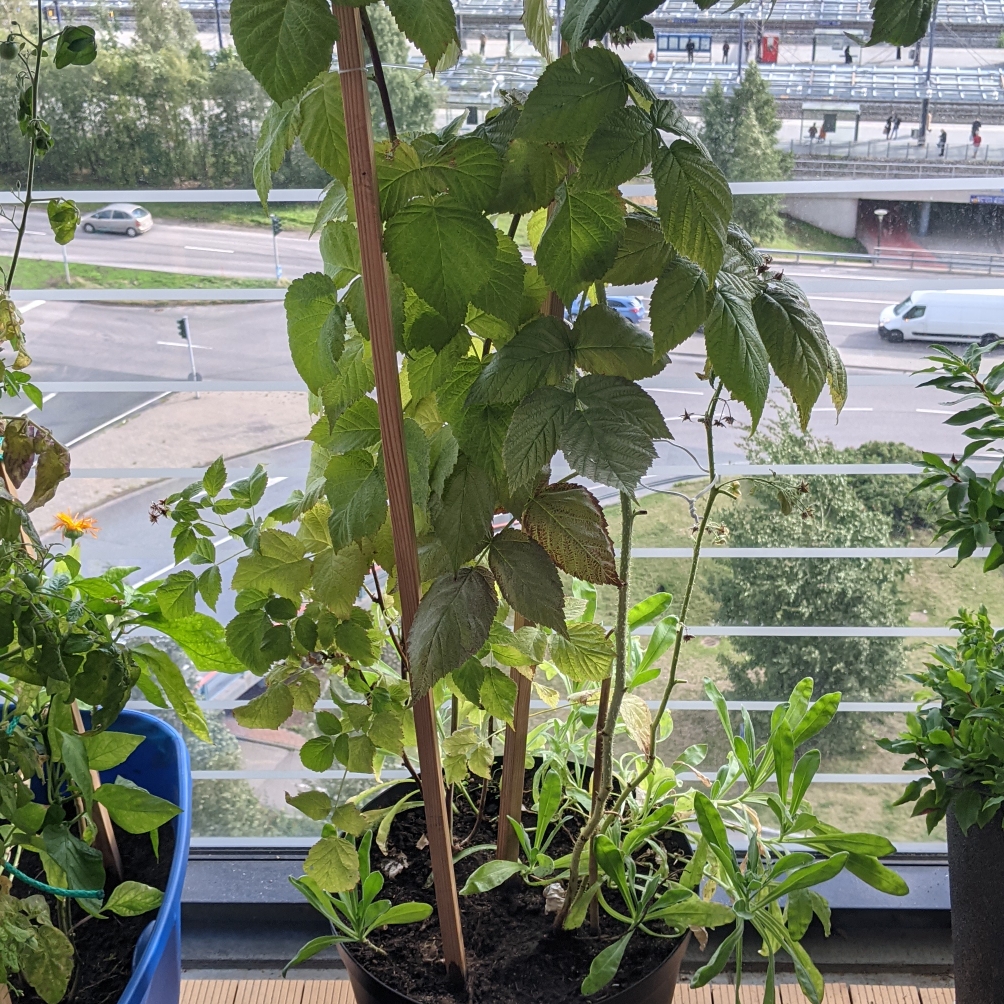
[0,209,322,282]
[13,262,1000,613]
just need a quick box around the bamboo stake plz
[0,462,122,879]
[496,615,534,861]
[332,7,466,985]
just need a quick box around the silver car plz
[80,203,153,237]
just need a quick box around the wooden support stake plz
[332,7,466,985]
[496,616,534,861]
[0,462,122,879]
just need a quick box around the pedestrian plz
[883,115,892,139]
[745,37,752,60]
[722,40,730,62]
[971,118,982,140]
[938,129,947,156]
[896,45,902,59]
[686,38,695,63]
[892,114,901,138]
[844,45,853,64]
[479,32,486,56]
[808,122,818,142]
[648,48,655,63]
[974,132,983,156]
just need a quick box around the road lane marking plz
[815,407,874,412]
[15,300,45,313]
[784,271,901,282]
[916,408,953,415]
[183,245,235,254]
[648,387,704,396]
[820,320,873,327]
[16,392,56,417]
[65,391,173,447]
[809,297,898,305]
[157,340,212,350]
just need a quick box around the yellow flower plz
[51,512,99,541]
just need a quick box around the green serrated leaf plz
[408,567,498,701]
[502,386,575,491]
[705,287,769,429]
[285,272,345,394]
[521,483,619,585]
[298,71,349,184]
[650,253,708,354]
[573,304,663,379]
[488,527,567,635]
[653,139,731,280]
[385,197,498,330]
[431,454,495,569]
[577,105,657,190]
[516,47,629,143]
[324,451,387,551]
[537,183,625,307]
[548,621,614,681]
[230,0,338,104]
[603,212,670,286]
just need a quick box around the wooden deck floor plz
[180,982,955,1004]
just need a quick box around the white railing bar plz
[654,462,999,477]
[192,769,411,781]
[637,625,958,637]
[12,289,286,302]
[0,189,324,205]
[127,699,918,713]
[36,381,304,392]
[14,179,1004,201]
[622,176,1004,197]
[69,467,306,479]
[56,460,997,479]
[626,547,976,558]
[190,768,913,784]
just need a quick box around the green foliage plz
[699,65,790,243]
[879,608,1004,834]
[710,406,906,748]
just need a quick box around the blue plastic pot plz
[96,709,192,1004]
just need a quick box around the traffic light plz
[270,214,282,236]
[176,316,189,340]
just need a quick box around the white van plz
[878,289,1004,345]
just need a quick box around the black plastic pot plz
[339,768,692,1004]
[339,931,691,1004]
[947,805,1004,1003]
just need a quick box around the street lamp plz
[874,208,889,261]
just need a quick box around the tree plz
[729,106,785,243]
[710,404,907,753]
[698,64,790,243]
[699,78,734,174]
[133,0,197,52]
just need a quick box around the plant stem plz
[6,4,43,294]
[507,213,521,240]
[554,492,634,930]
[359,7,396,144]
[611,380,724,815]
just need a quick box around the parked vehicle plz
[878,289,1004,344]
[566,293,647,322]
[80,203,153,237]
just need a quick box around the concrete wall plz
[783,196,860,237]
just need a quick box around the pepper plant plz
[0,4,237,998]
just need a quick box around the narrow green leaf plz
[650,253,708,354]
[488,527,567,635]
[705,287,770,429]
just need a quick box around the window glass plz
[904,305,926,318]
[893,298,912,315]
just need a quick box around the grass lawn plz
[143,201,320,232]
[5,256,276,290]
[771,215,867,254]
